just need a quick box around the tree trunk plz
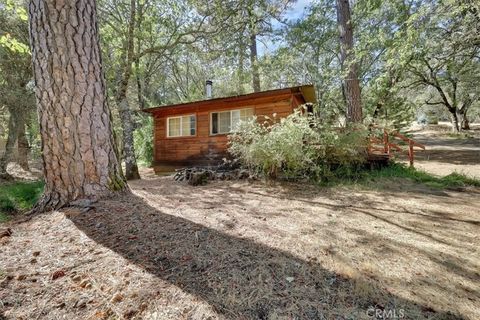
[17,116,30,171]
[115,0,141,180]
[237,37,246,95]
[118,100,140,180]
[372,101,384,120]
[450,111,460,133]
[135,57,145,109]
[461,116,470,130]
[134,1,146,110]
[0,109,19,178]
[457,110,470,131]
[336,0,362,123]
[28,0,127,212]
[457,99,472,131]
[249,33,261,93]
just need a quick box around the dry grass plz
[1,171,479,319]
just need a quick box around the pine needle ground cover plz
[1,174,478,319]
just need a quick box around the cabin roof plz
[142,85,316,114]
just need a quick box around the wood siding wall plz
[151,93,304,171]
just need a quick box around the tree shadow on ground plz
[402,134,480,165]
[69,192,464,319]
[415,150,480,165]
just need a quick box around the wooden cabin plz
[143,85,316,173]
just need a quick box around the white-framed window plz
[210,108,254,135]
[167,114,196,137]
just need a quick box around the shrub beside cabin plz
[143,84,316,173]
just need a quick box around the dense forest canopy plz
[1,0,479,178]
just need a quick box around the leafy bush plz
[228,108,368,180]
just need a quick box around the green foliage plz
[276,0,479,129]
[0,0,30,54]
[228,108,368,180]
[366,163,480,189]
[0,0,38,161]
[0,181,44,217]
[324,162,480,189]
[0,33,29,53]
[0,212,9,223]
[3,0,28,21]
[278,1,344,116]
[133,115,153,166]
[400,0,480,129]
[0,196,15,214]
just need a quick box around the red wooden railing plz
[368,127,426,166]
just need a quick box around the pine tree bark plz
[336,0,363,123]
[249,32,261,93]
[237,36,246,95]
[28,0,127,211]
[115,0,141,180]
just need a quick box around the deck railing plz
[368,127,426,166]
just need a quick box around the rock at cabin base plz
[188,172,209,186]
[174,166,254,186]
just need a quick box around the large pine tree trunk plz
[237,37,246,95]
[116,0,141,180]
[336,0,363,123]
[249,33,261,93]
[28,0,127,211]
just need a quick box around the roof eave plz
[141,85,316,114]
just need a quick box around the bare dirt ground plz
[1,171,479,319]
[399,122,480,178]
